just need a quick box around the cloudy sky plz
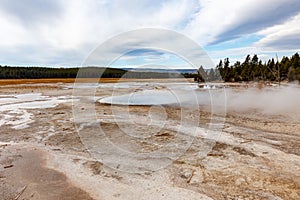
[0,0,299,68]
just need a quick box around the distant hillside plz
[0,66,191,79]
[121,68,198,74]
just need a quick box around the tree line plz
[0,66,185,79]
[196,53,300,83]
[0,66,79,79]
[2,53,300,82]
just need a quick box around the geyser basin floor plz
[0,81,299,199]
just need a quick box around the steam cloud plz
[196,84,300,120]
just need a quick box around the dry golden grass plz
[0,78,193,85]
[0,78,120,85]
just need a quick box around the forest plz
[1,53,300,82]
[0,66,183,79]
[197,52,300,83]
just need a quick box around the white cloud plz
[0,0,199,66]
[84,28,214,69]
[255,13,300,51]
[0,10,34,47]
[0,0,299,66]
[185,0,300,45]
[184,0,250,44]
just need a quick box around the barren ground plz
[0,80,299,200]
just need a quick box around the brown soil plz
[0,145,93,200]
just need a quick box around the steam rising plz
[224,85,300,119]
[99,83,300,120]
[192,84,300,120]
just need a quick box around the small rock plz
[189,171,203,184]
[180,170,192,179]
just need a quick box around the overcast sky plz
[0,0,299,68]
